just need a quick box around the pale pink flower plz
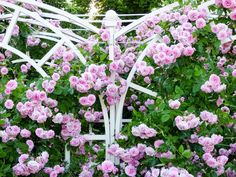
[196,18,206,28]
[125,165,137,177]
[168,99,181,109]
[222,0,235,8]
[1,67,8,75]
[101,31,110,41]
[4,99,14,109]
[230,10,236,20]
[20,129,31,138]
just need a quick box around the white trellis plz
[0,0,229,167]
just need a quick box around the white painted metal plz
[0,43,49,77]
[99,95,111,159]
[130,82,157,97]
[2,10,20,45]
[38,39,64,67]
[12,59,53,66]
[114,2,179,39]
[15,0,100,34]
[31,34,60,43]
[64,144,70,169]
[0,1,87,65]
[115,36,160,135]
[198,0,215,8]
[104,10,118,162]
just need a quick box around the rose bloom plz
[4,99,14,109]
[168,99,181,109]
[101,160,115,173]
[196,18,206,29]
[230,10,236,20]
[1,67,8,75]
[101,31,110,41]
[222,0,235,8]
[125,165,137,177]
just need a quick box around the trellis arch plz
[1,0,233,168]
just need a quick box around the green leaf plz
[0,148,6,158]
[0,120,5,125]
[175,86,184,95]
[161,114,170,122]
[182,150,192,158]
[178,145,184,153]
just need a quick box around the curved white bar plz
[0,2,87,65]
[37,39,64,67]
[15,0,100,34]
[115,36,160,135]
[2,9,20,45]
[0,43,49,77]
[114,2,179,39]
[99,95,111,159]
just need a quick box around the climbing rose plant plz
[0,0,236,176]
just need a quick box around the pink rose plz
[196,18,206,29]
[188,10,199,21]
[222,0,235,8]
[230,10,236,20]
[79,97,89,106]
[21,64,28,73]
[4,99,14,109]
[63,50,75,62]
[20,129,31,138]
[88,94,96,106]
[6,80,18,90]
[154,140,164,148]
[145,147,156,156]
[1,67,8,75]
[125,165,137,177]
[168,99,181,109]
[26,140,34,151]
[101,31,110,41]
[209,74,221,86]
[183,46,195,56]
[27,160,40,174]
[101,160,115,173]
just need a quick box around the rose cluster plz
[201,74,226,93]
[35,128,55,139]
[200,110,218,124]
[175,113,200,130]
[131,124,157,139]
[12,152,49,176]
[16,90,56,123]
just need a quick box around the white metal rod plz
[0,2,87,65]
[107,24,116,162]
[15,0,100,34]
[114,2,179,39]
[64,144,70,169]
[115,36,160,135]
[83,134,107,140]
[38,39,64,67]
[2,9,20,45]
[31,34,60,43]
[130,82,157,97]
[99,95,110,159]
[12,59,52,66]
[0,43,48,77]
[1,13,137,23]
[198,0,215,8]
